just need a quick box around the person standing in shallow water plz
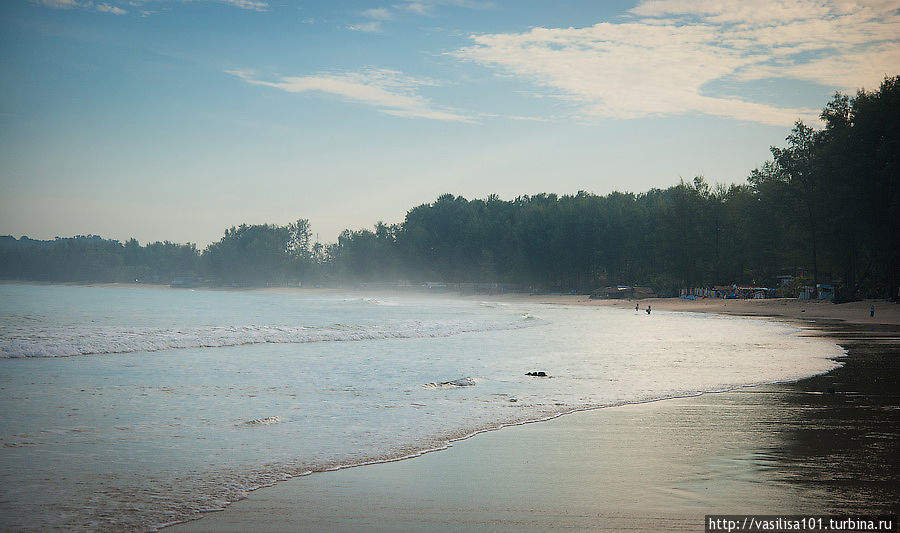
[646,305,651,314]
[870,304,875,318]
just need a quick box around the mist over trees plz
[202,220,313,286]
[0,235,199,284]
[1,76,897,300]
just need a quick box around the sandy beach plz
[164,297,899,532]
[10,280,897,326]
[484,293,900,326]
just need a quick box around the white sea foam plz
[240,416,282,426]
[0,318,546,358]
[345,297,402,306]
[423,377,478,388]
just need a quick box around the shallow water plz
[0,284,844,531]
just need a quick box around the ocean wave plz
[0,317,547,358]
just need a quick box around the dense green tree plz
[0,235,199,283]
[202,220,316,286]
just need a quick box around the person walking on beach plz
[635,302,639,312]
[870,304,875,318]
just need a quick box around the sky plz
[1,0,898,246]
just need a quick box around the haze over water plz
[0,284,844,530]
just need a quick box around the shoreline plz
[165,318,898,532]
[162,299,899,532]
[3,281,896,530]
[472,293,900,326]
[4,279,897,326]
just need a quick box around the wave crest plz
[0,318,547,358]
[239,416,282,426]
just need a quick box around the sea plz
[0,283,844,531]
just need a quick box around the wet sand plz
[166,307,899,532]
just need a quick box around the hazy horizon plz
[2,0,898,246]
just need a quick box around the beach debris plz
[525,371,548,377]
[508,398,518,402]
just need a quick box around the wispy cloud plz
[95,3,127,14]
[227,68,473,123]
[32,0,127,13]
[348,21,384,32]
[454,0,900,126]
[32,0,269,14]
[361,7,394,20]
[397,2,430,15]
[32,0,80,8]
[347,7,395,32]
[347,0,494,29]
[395,0,494,16]
[220,0,267,12]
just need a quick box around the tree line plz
[1,76,897,299]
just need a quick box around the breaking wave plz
[0,317,547,358]
[239,416,282,427]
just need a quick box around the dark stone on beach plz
[525,371,548,377]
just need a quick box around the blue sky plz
[1,0,898,245]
